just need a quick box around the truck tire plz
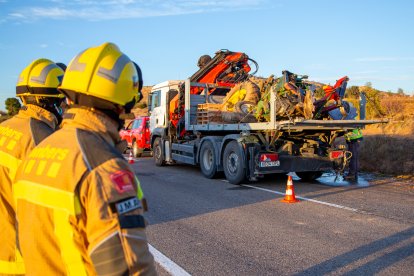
[200,140,218,179]
[132,140,142,158]
[296,171,323,182]
[153,137,165,166]
[223,141,245,184]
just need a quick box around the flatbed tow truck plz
[148,50,382,184]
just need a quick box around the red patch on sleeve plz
[110,170,135,194]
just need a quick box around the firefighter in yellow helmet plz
[13,42,156,275]
[0,59,65,275]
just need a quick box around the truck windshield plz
[148,90,161,113]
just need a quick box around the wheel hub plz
[203,149,213,170]
[227,152,239,174]
[155,146,161,159]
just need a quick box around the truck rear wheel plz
[153,137,165,166]
[223,141,245,184]
[296,171,323,182]
[200,141,218,179]
[132,140,143,157]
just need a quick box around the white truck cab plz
[148,80,181,133]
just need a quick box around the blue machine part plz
[328,101,357,120]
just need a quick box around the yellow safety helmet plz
[16,58,65,98]
[59,42,140,107]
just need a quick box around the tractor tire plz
[235,101,257,123]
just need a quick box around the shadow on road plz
[294,226,414,275]
[137,162,277,225]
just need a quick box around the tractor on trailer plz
[149,80,378,184]
[148,50,380,184]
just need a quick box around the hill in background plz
[131,86,151,117]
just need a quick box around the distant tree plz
[363,87,386,119]
[365,82,372,88]
[0,115,11,123]
[5,98,21,115]
[397,88,405,96]
[345,86,360,99]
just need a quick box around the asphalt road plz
[130,157,414,276]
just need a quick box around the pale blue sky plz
[1,0,413,110]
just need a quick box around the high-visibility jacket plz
[14,107,156,276]
[345,128,363,142]
[0,104,58,275]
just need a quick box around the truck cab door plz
[149,89,165,132]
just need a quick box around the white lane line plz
[221,179,359,212]
[149,244,192,276]
[241,184,359,212]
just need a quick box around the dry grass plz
[360,135,414,178]
[364,95,414,136]
[360,94,414,178]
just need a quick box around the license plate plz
[260,160,280,167]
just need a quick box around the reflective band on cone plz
[281,175,300,203]
[128,151,135,164]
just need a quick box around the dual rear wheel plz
[162,138,323,184]
[200,140,245,184]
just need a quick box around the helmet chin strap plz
[19,96,64,124]
[62,89,137,130]
[43,98,64,125]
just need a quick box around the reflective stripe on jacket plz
[0,104,57,275]
[14,107,156,276]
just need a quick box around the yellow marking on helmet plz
[6,140,17,150]
[24,160,36,174]
[47,162,61,178]
[36,160,47,175]
[0,136,6,146]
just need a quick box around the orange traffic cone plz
[128,151,135,164]
[281,174,300,203]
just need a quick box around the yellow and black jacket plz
[14,107,155,275]
[0,104,58,275]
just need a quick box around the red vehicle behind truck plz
[119,116,151,157]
